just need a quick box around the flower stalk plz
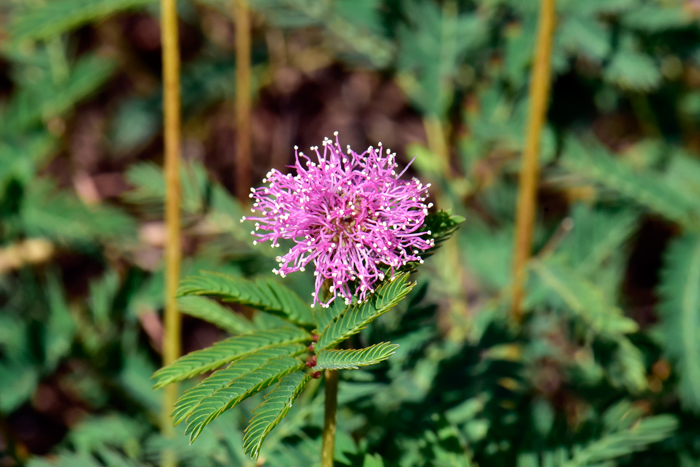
[234,0,252,201]
[321,369,338,467]
[160,0,182,465]
[511,0,556,322]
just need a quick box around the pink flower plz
[242,133,434,308]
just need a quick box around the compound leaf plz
[560,138,697,229]
[562,414,678,466]
[172,344,306,425]
[529,259,638,338]
[314,342,398,370]
[184,356,304,443]
[318,273,414,350]
[152,327,310,389]
[658,234,700,413]
[178,271,314,327]
[177,296,255,335]
[11,0,155,42]
[242,371,311,460]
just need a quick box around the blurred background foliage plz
[2,0,700,465]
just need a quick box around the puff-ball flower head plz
[242,133,434,308]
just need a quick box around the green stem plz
[321,369,338,467]
[320,279,337,467]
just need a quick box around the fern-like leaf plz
[314,342,398,370]
[318,274,415,350]
[658,234,700,413]
[250,0,394,68]
[184,356,305,443]
[242,371,311,460]
[152,327,310,389]
[123,161,209,215]
[1,54,116,137]
[622,5,691,32]
[399,210,464,273]
[177,296,255,335]
[562,415,678,466]
[559,138,698,229]
[559,204,640,276]
[0,132,56,187]
[171,344,306,425]
[10,0,155,42]
[528,259,638,338]
[604,50,661,91]
[530,259,646,392]
[313,298,346,332]
[420,211,465,259]
[398,0,488,115]
[178,271,314,327]
[518,412,678,467]
[607,338,648,393]
[23,182,136,244]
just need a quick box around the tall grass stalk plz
[234,0,252,201]
[160,0,182,464]
[511,0,556,321]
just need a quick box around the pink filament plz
[242,134,434,308]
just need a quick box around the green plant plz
[152,211,462,459]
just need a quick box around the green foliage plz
[124,161,210,215]
[398,0,489,116]
[317,273,415,350]
[1,53,117,137]
[178,271,315,327]
[621,5,691,32]
[242,371,311,459]
[313,296,346,332]
[557,16,610,62]
[0,271,79,413]
[314,342,398,370]
[518,402,677,466]
[399,211,465,274]
[44,272,76,370]
[604,50,661,92]
[658,234,700,413]
[152,327,310,389]
[249,0,394,67]
[22,182,137,244]
[154,210,460,455]
[560,138,698,229]
[528,258,646,392]
[177,296,256,335]
[183,355,305,442]
[558,205,640,278]
[157,263,435,454]
[10,0,155,42]
[0,360,39,413]
[564,415,678,466]
[171,345,306,425]
[528,259,638,339]
[7,0,700,465]
[416,211,465,260]
[0,132,56,188]
[27,452,106,467]
[607,338,648,394]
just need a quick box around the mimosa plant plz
[152,134,462,462]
